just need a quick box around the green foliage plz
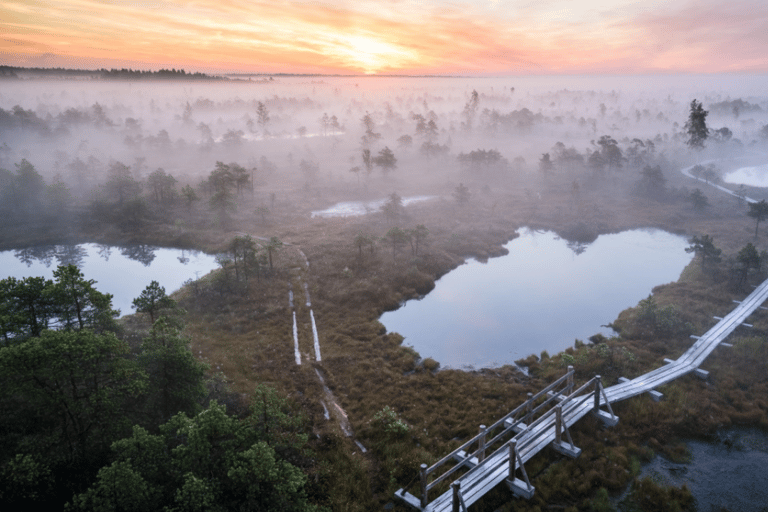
[132,280,177,324]
[73,399,318,512]
[0,328,147,483]
[636,165,666,196]
[51,264,120,333]
[0,265,119,343]
[372,406,410,439]
[408,224,429,255]
[747,199,768,239]
[206,161,238,225]
[0,275,55,342]
[634,295,691,338]
[685,234,721,267]
[590,487,614,512]
[684,99,708,150]
[619,477,694,512]
[247,384,309,456]
[384,227,409,261]
[265,236,283,270]
[0,453,53,505]
[381,192,404,224]
[68,461,156,512]
[731,242,762,288]
[561,353,575,367]
[373,146,397,174]
[688,188,708,210]
[138,318,208,424]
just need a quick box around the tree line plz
[0,267,321,510]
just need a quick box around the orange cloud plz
[1,0,767,74]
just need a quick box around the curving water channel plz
[381,228,693,369]
[0,243,219,316]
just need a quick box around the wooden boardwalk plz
[397,277,768,512]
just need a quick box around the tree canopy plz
[0,268,318,510]
[747,199,768,239]
[684,99,709,150]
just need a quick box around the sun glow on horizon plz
[333,35,419,74]
[1,0,768,74]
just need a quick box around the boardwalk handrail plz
[399,367,575,503]
[397,276,768,511]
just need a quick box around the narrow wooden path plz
[397,277,768,512]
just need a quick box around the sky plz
[2,0,767,75]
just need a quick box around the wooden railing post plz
[420,463,428,508]
[452,481,461,512]
[478,425,487,462]
[555,404,562,445]
[508,439,516,481]
[567,365,574,391]
[594,375,601,413]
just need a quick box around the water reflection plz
[96,244,112,261]
[11,243,159,268]
[120,244,157,266]
[56,245,88,267]
[381,228,693,369]
[2,243,218,316]
[13,244,89,268]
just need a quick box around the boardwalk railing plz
[397,367,576,508]
[396,276,768,512]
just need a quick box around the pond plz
[0,244,220,316]
[310,195,436,217]
[380,228,693,369]
[723,163,768,188]
[628,428,768,510]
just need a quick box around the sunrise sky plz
[2,0,767,75]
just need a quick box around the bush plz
[422,358,440,372]
[372,406,410,439]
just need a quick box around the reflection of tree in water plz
[177,249,189,265]
[567,240,589,256]
[96,244,112,261]
[55,245,87,267]
[14,245,57,267]
[120,245,157,266]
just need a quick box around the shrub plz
[372,406,410,439]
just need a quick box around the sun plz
[336,35,417,74]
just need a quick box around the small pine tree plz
[685,99,709,150]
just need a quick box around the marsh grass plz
[88,167,768,510]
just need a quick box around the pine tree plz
[685,99,709,150]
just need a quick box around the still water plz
[311,195,435,217]
[0,244,219,316]
[632,428,768,510]
[723,163,768,188]
[381,228,692,369]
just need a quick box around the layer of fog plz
[2,74,768,235]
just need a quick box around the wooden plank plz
[452,450,479,469]
[405,278,768,512]
[395,490,422,510]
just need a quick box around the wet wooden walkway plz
[397,277,768,512]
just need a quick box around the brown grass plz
[13,164,768,510]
